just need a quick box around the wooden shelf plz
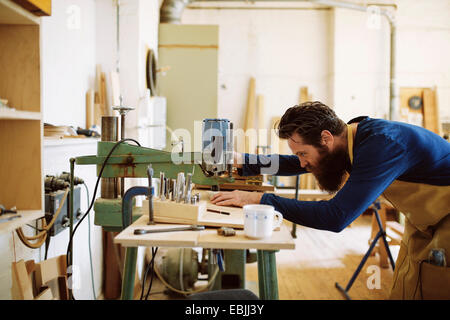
[0,210,44,234]
[0,0,40,25]
[44,137,100,147]
[1,6,43,215]
[0,109,41,120]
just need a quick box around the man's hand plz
[210,190,263,207]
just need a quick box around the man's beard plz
[308,145,350,194]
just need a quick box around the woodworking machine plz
[68,117,251,298]
[72,118,235,231]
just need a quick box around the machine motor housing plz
[44,186,82,236]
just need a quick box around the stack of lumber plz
[44,124,78,138]
[86,65,119,129]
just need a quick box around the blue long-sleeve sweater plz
[238,116,450,232]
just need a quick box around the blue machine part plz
[202,119,233,176]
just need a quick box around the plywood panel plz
[158,24,218,153]
[423,88,440,135]
[0,120,42,210]
[0,25,40,112]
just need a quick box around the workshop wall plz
[181,0,450,128]
[41,0,96,128]
[395,0,450,121]
[332,0,450,123]
[331,7,390,122]
[119,0,161,142]
[182,6,333,131]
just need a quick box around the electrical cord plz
[83,182,97,300]
[16,188,69,249]
[144,247,158,300]
[65,138,141,299]
[16,224,47,249]
[153,259,220,296]
[44,232,51,260]
[140,247,157,300]
[140,249,152,300]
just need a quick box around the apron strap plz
[347,124,353,165]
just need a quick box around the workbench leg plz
[256,250,279,300]
[121,247,137,300]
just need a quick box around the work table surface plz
[114,215,295,251]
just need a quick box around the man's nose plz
[298,157,307,168]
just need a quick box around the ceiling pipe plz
[160,0,193,23]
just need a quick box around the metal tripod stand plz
[335,201,396,300]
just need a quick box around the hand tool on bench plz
[207,208,230,215]
[133,225,205,235]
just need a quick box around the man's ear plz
[320,130,334,147]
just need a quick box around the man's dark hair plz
[276,101,346,147]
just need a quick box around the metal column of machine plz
[113,102,134,197]
[101,116,119,199]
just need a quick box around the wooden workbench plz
[273,188,334,201]
[115,215,295,251]
[114,214,295,300]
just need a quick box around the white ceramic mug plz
[243,204,283,239]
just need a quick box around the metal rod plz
[160,172,166,200]
[389,21,399,121]
[120,112,125,198]
[147,165,155,225]
[346,231,382,292]
[374,207,396,269]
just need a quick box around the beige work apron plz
[347,125,450,299]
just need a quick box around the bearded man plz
[210,101,450,299]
